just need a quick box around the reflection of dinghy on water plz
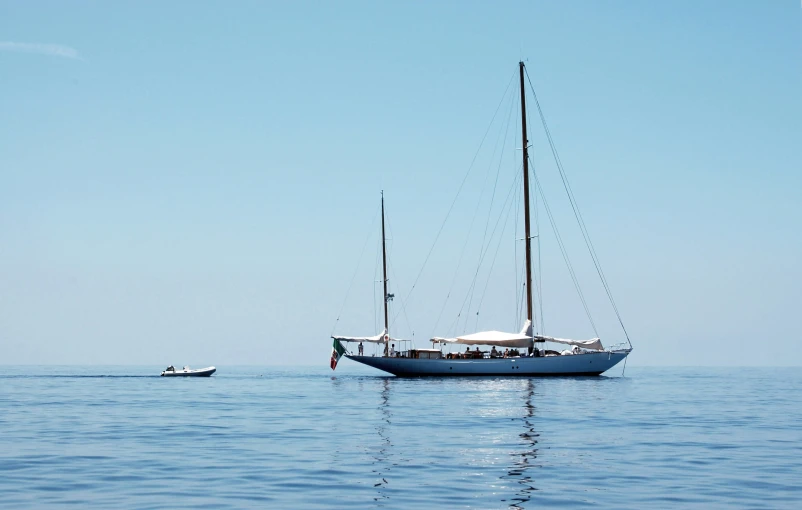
[330,62,633,377]
[160,365,216,377]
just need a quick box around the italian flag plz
[330,338,346,370]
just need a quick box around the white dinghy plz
[160,365,216,377]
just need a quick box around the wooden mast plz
[381,191,390,357]
[519,61,534,340]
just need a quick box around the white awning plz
[430,320,605,351]
[431,321,534,348]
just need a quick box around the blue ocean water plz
[1,365,800,509]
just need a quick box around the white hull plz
[161,366,216,377]
[347,351,629,377]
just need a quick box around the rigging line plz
[537,210,544,333]
[532,162,597,336]
[531,276,542,335]
[478,81,517,262]
[373,236,381,334]
[461,172,520,333]
[388,257,415,344]
[513,141,522,328]
[518,264,526,328]
[527,75,545,334]
[460,90,518,335]
[520,266,527,325]
[530,163,544,334]
[330,206,381,335]
[531,160,599,337]
[445,170,520,338]
[461,165,522,332]
[383,206,416,342]
[525,69,632,347]
[514,91,524,329]
[396,70,517,318]
[514,210,520,327]
[474,170,519,326]
[528,234,543,332]
[428,217,479,337]
[468,80,517,330]
[445,310,461,339]
[526,111,540,333]
[531,123,544,334]
[425,90,516,335]
[454,169,522,333]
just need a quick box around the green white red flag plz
[330,338,346,370]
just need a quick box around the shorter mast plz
[381,191,390,357]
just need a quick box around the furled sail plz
[534,335,604,351]
[332,329,388,344]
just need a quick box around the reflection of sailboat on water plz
[370,379,395,503]
[331,61,632,376]
[501,379,539,509]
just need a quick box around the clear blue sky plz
[1,1,800,366]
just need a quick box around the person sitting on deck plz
[503,348,509,358]
[490,346,499,358]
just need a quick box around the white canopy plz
[431,321,535,348]
[431,320,605,351]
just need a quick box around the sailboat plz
[331,62,632,376]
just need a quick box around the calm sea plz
[1,365,799,509]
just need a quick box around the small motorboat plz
[161,365,216,377]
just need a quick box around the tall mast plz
[381,191,390,357]
[519,61,534,330]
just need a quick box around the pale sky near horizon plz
[1,1,800,367]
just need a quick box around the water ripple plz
[0,366,800,508]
